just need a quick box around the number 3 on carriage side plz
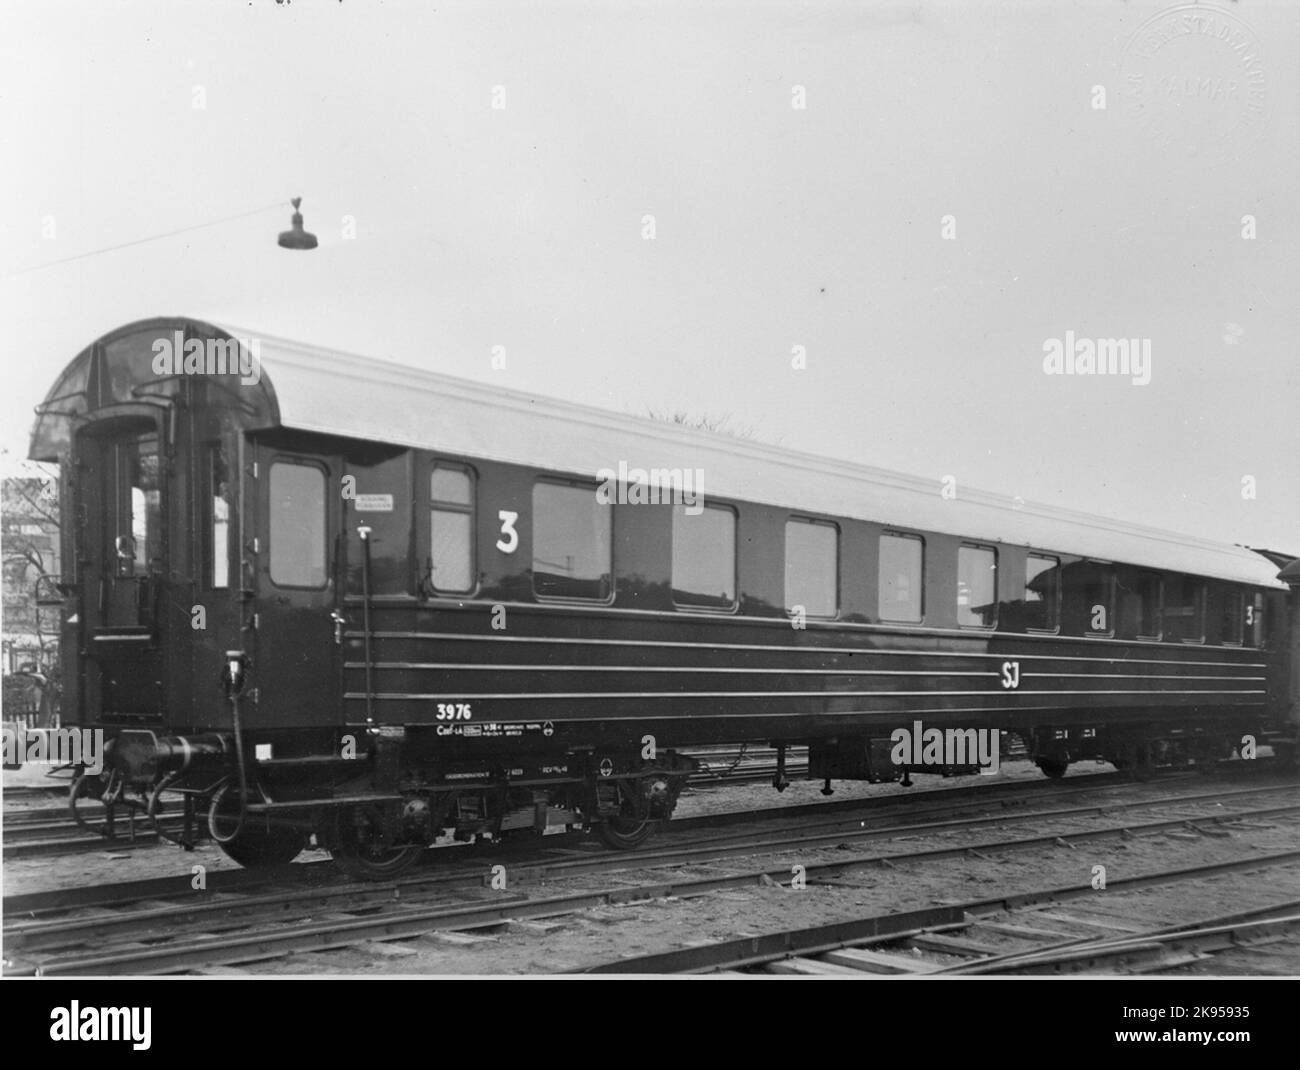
[497,510,519,553]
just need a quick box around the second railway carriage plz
[29,317,1295,876]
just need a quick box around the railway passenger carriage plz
[27,317,1298,876]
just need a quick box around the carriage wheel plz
[210,784,309,868]
[1130,742,1155,782]
[1110,742,1154,781]
[597,814,660,849]
[327,806,424,879]
[1275,742,1298,773]
[1036,758,1069,779]
[595,779,660,849]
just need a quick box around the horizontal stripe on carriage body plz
[343,661,1263,682]
[348,596,1276,648]
[344,689,1266,701]
[341,600,1273,725]
[349,630,1264,670]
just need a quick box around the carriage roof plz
[31,317,1288,590]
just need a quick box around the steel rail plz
[11,780,1295,948]
[576,851,1300,974]
[937,903,1300,976]
[11,803,1300,975]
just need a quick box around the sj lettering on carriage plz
[595,462,704,514]
[151,330,262,385]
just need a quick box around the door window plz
[113,433,161,577]
[269,461,328,587]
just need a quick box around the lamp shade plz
[278,197,318,250]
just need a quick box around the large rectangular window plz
[112,434,161,578]
[1135,573,1162,639]
[430,465,474,594]
[878,533,923,623]
[672,503,736,610]
[1220,588,1244,645]
[784,518,838,618]
[1024,553,1060,631]
[269,461,327,588]
[1163,576,1205,642]
[1062,561,1115,635]
[1118,571,1162,639]
[957,544,997,628]
[204,444,231,589]
[532,481,612,601]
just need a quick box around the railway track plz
[1,807,163,857]
[583,859,1300,976]
[7,772,1297,976]
[7,765,1130,910]
[14,778,1293,931]
[0,744,805,857]
[0,746,1043,859]
[0,748,1265,859]
[0,783,70,801]
[0,761,1204,900]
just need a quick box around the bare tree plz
[641,408,779,444]
[2,455,62,679]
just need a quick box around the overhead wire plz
[9,201,289,276]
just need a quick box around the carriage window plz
[957,545,997,628]
[1136,573,1162,639]
[878,533,923,623]
[205,444,231,588]
[1119,571,1162,639]
[430,466,474,593]
[1062,562,1114,635]
[1024,554,1060,631]
[532,481,612,601]
[672,504,736,610]
[269,462,327,587]
[1220,588,1244,645]
[1164,576,1205,642]
[113,434,161,578]
[785,518,837,618]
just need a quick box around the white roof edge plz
[225,325,1287,590]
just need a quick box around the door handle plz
[330,610,346,644]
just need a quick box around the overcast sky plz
[2,1,1296,553]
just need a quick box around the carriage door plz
[79,419,167,716]
[250,447,342,729]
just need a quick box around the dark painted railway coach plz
[29,318,1297,876]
